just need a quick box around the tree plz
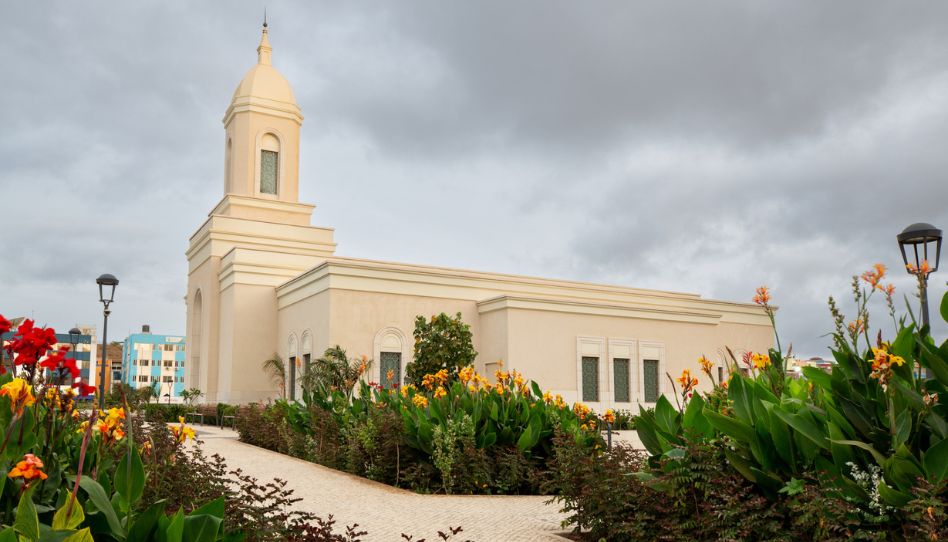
[181,387,204,407]
[262,353,286,399]
[405,312,477,387]
[300,346,370,400]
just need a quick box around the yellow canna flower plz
[434,386,447,399]
[0,379,35,416]
[412,394,428,409]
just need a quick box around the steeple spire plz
[257,13,272,66]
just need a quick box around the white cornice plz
[275,256,771,325]
[476,295,723,325]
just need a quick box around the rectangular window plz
[643,359,660,403]
[581,356,599,402]
[380,352,401,389]
[613,358,630,402]
[260,150,278,194]
[718,366,724,384]
[288,356,297,401]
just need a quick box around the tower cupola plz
[221,21,303,204]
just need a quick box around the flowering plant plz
[634,269,948,523]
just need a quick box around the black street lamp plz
[897,223,942,331]
[96,274,119,408]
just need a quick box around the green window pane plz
[582,356,599,402]
[288,356,297,401]
[613,358,630,402]
[643,359,659,403]
[260,150,278,194]
[380,351,401,389]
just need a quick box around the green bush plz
[404,312,477,387]
[240,366,603,494]
[561,269,948,539]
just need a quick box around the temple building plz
[185,24,773,407]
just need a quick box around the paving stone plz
[196,425,570,541]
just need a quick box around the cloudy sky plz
[1,2,946,356]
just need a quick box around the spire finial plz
[257,12,272,65]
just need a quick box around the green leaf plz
[801,367,832,391]
[728,376,754,424]
[52,496,85,531]
[940,291,948,324]
[127,500,167,541]
[682,395,711,437]
[77,476,123,536]
[115,445,146,508]
[884,444,925,491]
[878,480,912,507]
[831,439,887,464]
[895,409,912,446]
[516,415,541,452]
[633,411,665,456]
[772,408,829,450]
[62,528,95,542]
[190,496,225,520]
[158,508,184,542]
[924,437,948,482]
[724,448,757,483]
[705,410,756,444]
[182,514,223,542]
[14,487,39,542]
[0,528,15,542]
[654,396,679,435]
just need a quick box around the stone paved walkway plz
[195,425,569,541]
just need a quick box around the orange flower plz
[677,369,698,392]
[861,263,887,289]
[697,355,713,376]
[753,286,771,306]
[433,386,447,399]
[412,394,428,409]
[602,409,616,425]
[907,260,932,276]
[848,319,865,335]
[170,416,196,443]
[573,402,591,419]
[751,353,771,370]
[0,378,35,416]
[8,454,48,481]
[458,366,475,384]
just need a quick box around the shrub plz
[404,312,477,387]
[241,366,603,495]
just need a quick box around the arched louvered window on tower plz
[259,133,280,195]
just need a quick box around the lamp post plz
[96,274,119,409]
[68,327,81,387]
[897,223,942,331]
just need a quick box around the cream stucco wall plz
[186,26,774,408]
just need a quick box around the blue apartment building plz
[121,326,186,397]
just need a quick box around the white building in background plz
[185,24,774,407]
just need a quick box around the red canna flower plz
[6,320,58,367]
[0,315,11,335]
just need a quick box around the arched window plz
[373,328,407,390]
[259,133,280,195]
[287,334,298,401]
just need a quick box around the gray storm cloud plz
[1,1,945,355]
